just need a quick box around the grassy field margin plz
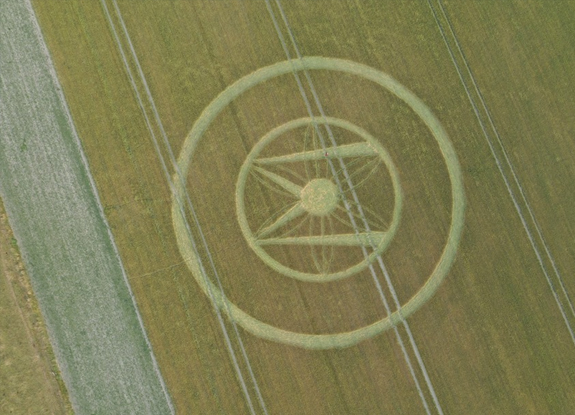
[0,0,173,413]
[0,196,72,414]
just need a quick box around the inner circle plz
[236,116,403,283]
[300,178,338,216]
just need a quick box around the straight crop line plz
[98,2,258,413]
[72,6,226,408]
[271,3,446,413]
[265,1,443,413]
[100,1,268,414]
[426,0,575,346]
[23,1,176,413]
[107,0,270,411]
[98,1,256,413]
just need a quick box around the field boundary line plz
[264,1,444,413]
[73,3,227,406]
[100,1,268,413]
[0,204,71,412]
[427,0,575,346]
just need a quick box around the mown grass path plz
[0,1,173,413]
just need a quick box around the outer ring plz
[172,57,465,349]
[236,116,403,282]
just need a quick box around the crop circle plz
[172,57,465,349]
[301,178,338,215]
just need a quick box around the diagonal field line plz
[99,1,268,414]
[269,2,443,414]
[103,2,269,413]
[271,3,446,413]
[107,1,270,412]
[75,5,225,407]
[427,0,575,347]
[99,4,258,415]
[265,1,444,413]
[105,0,270,410]
[434,0,575,322]
[17,1,176,413]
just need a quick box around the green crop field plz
[2,0,574,413]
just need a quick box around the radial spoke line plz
[257,202,306,238]
[276,212,310,238]
[273,163,308,184]
[334,154,374,175]
[323,215,335,272]
[252,170,297,199]
[330,209,356,230]
[340,158,381,190]
[312,128,323,178]
[256,142,376,165]
[253,166,303,197]
[309,216,324,274]
[258,200,298,230]
[320,216,327,271]
[335,204,387,232]
[303,125,313,180]
[258,231,385,247]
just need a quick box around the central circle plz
[300,178,338,216]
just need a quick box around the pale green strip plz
[258,232,386,247]
[0,1,173,412]
[256,142,376,164]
